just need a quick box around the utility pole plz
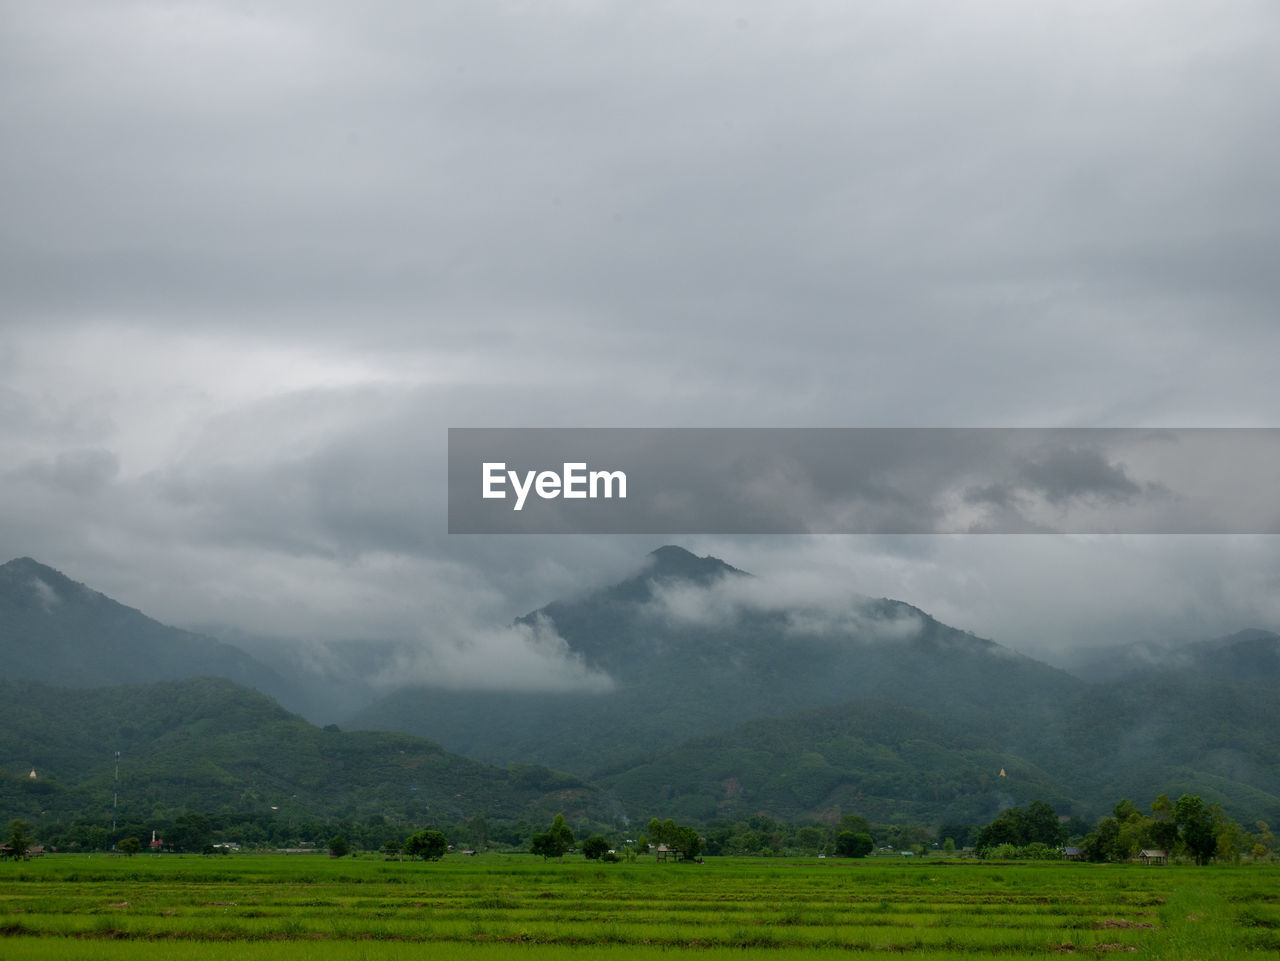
[112,751,120,832]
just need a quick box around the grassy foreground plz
[1,854,1277,959]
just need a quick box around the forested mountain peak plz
[646,545,746,583]
[0,555,282,692]
[358,545,1082,777]
[580,545,747,605]
[0,555,104,610]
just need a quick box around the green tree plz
[548,814,575,857]
[6,820,32,859]
[328,835,349,858]
[1253,821,1273,860]
[976,807,1027,852]
[1116,816,1155,860]
[381,839,402,860]
[735,830,762,854]
[1216,817,1245,864]
[794,826,825,854]
[1175,795,1217,865]
[838,814,872,837]
[404,830,447,861]
[1113,799,1141,822]
[1082,799,1154,863]
[1149,794,1180,851]
[673,824,703,860]
[1082,816,1122,862]
[169,813,212,853]
[938,823,975,849]
[69,823,109,851]
[975,802,1063,855]
[465,814,488,851]
[581,835,610,860]
[530,833,557,860]
[117,836,141,857]
[648,817,679,849]
[1025,801,1066,847]
[646,818,702,860]
[835,831,873,858]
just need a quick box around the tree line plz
[972,795,1273,864]
[12,798,1273,865]
[6,809,987,859]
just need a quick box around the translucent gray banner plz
[447,428,1280,534]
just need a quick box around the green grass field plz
[1,854,1277,959]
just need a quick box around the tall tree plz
[405,830,447,861]
[531,814,574,860]
[976,807,1028,850]
[1253,821,1274,860]
[1175,795,1217,866]
[647,818,664,847]
[1082,816,1121,862]
[6,820,32,860]
[169,813,212,853]
[1149,794,1179,850]
[673,824,703,860]
[530,833,558,860]
[1025,801,1066,847]
[646,817,702,860]
[465,814,488,851]
[794,826,825,854]
[838,814,873,837]
[835,831,873,858]
[549,814,575,857]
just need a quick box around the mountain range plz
[2,550,1278,831]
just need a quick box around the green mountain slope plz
[0,676,610,826]
[0,557,281,691]
[597,670,1280,827]
[1068,628,1280,684]
[1041,670,1280,821]
[598,698,1066,826]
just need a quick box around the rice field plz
[1,853,1277,959]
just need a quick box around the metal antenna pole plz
[113,751,120,832]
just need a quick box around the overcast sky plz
[4,1,1280,680]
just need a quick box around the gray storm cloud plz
[371,614,614,694]
[646,570,925,643]
[30,576,61,613]
[0,1,1278,670]
[7,449,120,496]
